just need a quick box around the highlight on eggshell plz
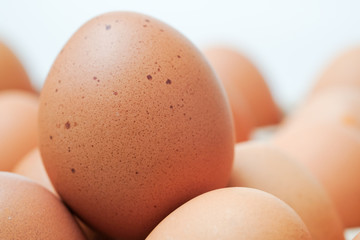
[0,41,35,93]
[0,172,86,240]
[203,46,282,133]
[272,121,360,228]
[229,141,344,240]
[0,90,39,171]
[146,187,312,240]
[38,11,234,240]
[311,45,360,95]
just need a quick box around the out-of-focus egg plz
[38,12,234,240]
[311,46,360,94]
[146,187,311,240]
[12,148,108,240]
[0,90,38,171]
[12,148,56,194]
[0,41,35,92]
[273,121,360,228]
[284,87,360,131]
[229,142,344,240]
[203,46,282,130]
[0,172,85,239]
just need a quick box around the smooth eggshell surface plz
[39,11,234,240]
[203,46,282,129]
[284,87,360,131]
[12,148,56,194]
[229,142,344,240]
[146,187,311,240]
[0,42,35,92]
[0,90,38,171]
[0,172,85,240]
[273,121,360,228]
[311,46,360,95]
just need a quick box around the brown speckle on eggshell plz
[38,11,234,240]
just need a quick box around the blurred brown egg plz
[12,148,56,194]
[0,90,38,171]
[0,172,85,239]
[203,46,282,132]
[273,121,360,228]
[12,148,107,240]
[0,41,35,92]
[229,141,344,240]
[38,12,234,240]
[311,46,360,94]
[285,87,360,131]
[146,187,311,240]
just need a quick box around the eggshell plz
[146,187,311,240]
[284,87,360,131]
[311,46,360,94]
[0,41,35,92]
[0,172,85,239]
[39,12,234,240]
[0,90,38,171]
[12,148,110,240]
[203,46,282,129]
[229,142,344,240]
[12,148,56,194]
[273,121,360,227]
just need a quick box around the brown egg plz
[12,148,109,240]
[0,90,38,171]
[38,12,234,240]
[203,46,282,130]
[0,172,85,239]
[0,42,35,92]
[273,121,360,228]
[146,187,311,240]
[311,46,360,94]
[285,87,360,131]
[12,148,56,194]
[229,142,344,240]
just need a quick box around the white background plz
[2,0,360,112]
[1,0,360,238]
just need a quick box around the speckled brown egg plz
[0,90,38,171]
[0,172,85,240]
[0,41,35,92]
[38,12,234,240]
[229,142,344,240]
[146,187,312,240]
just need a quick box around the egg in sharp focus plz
[38,11,234,240]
